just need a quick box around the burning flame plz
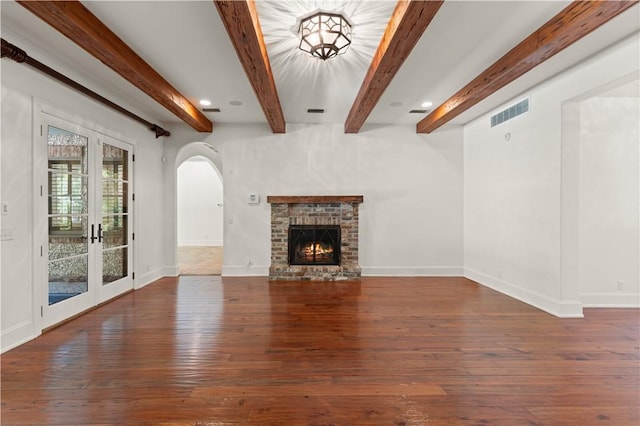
[303,243,333,257]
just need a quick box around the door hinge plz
[132,232,135,241]
[132,193,135,201]
[40,125,43,136]
[132,154,135,162]
[132,272,135,280]
[40,245,43,257]
[41,306,43,317]
[40,185,43,197]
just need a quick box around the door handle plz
[98,224,103,243]
[90,224,97,243]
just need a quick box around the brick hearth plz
[267,196,363,281]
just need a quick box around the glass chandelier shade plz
[298,12,352,60]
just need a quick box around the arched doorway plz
[175,143,224,275]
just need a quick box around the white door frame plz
[33,103,136,331]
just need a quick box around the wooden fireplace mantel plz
[267,195,363,204]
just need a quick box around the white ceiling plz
[1,0,639,133]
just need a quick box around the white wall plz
[177,157,224,246]
[163,123,464,277]
[1,29,166,352]
[1,84,35,352]
[579,95,639,305]
[464,34,640,317]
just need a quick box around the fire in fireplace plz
[288,225,340,266]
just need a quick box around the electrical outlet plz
[617,281,624,291]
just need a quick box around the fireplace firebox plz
[288,225,340,266]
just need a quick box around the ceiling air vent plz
[202,108,221,113]
[491,98,529,127]
[307,108,325,113]
[409,109,429,114]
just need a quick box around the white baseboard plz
[464,268,584,318]
[178,241,223,247]
[2,320,37,353]
[162,265,180,277]
[135,267,166,289]
[582,293,640,308]
[362,266,463,277]
[219,265,463,278]
[221,265,269,277]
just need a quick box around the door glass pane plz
[102,145,128,181]
[48,127,88,173]
[102,181,128,214]
[48,126,89,305]
[102,143,129,285]
[103,247,128,284]
[48,173,88,215]
[102,214,127,249]
[48,216,88,260]
[49,255,88,305]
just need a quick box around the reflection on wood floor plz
[1,276,638,425]
[177,245,223,275]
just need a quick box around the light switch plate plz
[248,194,260,204]
[1,227,14,241]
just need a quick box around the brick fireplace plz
[267,195,363,281]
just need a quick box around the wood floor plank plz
[1,276,638,424]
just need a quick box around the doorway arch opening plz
[176,142,223,275]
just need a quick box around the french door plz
[38,116,133,328]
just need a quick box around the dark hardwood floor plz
[1,276,638,425]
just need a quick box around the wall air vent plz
[491,98,529,127]
[202,108,221,113]
[307,108,325,113]
[409,109,429,114]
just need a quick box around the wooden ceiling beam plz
[417,0,639,134]
[344,0,443,134]
[18,1,212,133]
[214,0,285,133]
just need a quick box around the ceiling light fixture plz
[298,11,352,61]
[199,99,211,106]
[421,101,433,108]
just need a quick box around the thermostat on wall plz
[248,194,260,204]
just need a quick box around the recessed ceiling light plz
[229,100,243,106]
[199,99,211,106]
[421,101,433,108]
